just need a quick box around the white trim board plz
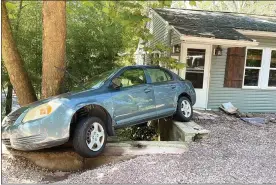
[180,35,259,47]
[236,29,276,38]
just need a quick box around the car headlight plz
[22,101,62,123]
[2,116,8,127]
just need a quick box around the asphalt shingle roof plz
[154,8,276,41]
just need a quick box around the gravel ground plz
[2,112,276,184]
[1,155,72,184]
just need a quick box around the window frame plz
[117,68,147,89]
[242,47,264,89]
[242,47,276,90]
[146,67,174,84]
[267,49,276,89]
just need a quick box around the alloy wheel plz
[181,100,191,118]
[86,122,105,151]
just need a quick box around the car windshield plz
[84,68,119,89]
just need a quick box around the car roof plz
[122,65,164,70]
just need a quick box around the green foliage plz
[172,0,276,16]
[65,2,124,90]
[189,1,197,6]
[171,0,197,8]
[144,42,185,69]
[116,125,158,141]
[3,1,173,95]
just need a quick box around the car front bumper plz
[2,104,74,151]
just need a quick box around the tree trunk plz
[5,83,13,115]
[42,1,66,99]
[1,2,37,106]
[5,0,23,115]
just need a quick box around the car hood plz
[6,87,104,118]
[26,92,73,108]
[5,92,74,117]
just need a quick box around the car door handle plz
[170,85,176,89]
[144,88,151,93]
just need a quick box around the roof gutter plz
[180,35,259,47]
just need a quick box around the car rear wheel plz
[73,117,107,158]
[175,96,193,122]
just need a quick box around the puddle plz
[84,155,135,169]
[42,172,71,183]
[40,155,135,183]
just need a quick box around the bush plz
[115,124,158,141]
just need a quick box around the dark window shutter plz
[224,47,246,88]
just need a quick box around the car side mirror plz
[111,77,122,89]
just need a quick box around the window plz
[119,69,146,88]
[150,52,161,65]
[186,49,206,88]
[243,48,276,89]
[244,49,262,87]
[269,50,276,87]
[147,68,172,83]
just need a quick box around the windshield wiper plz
[54,66,87,90]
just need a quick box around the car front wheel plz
[73,117,107,158]
[175,96,193,122]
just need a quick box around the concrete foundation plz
[2,119,209,171]
[2,141,187,171]
[155,119,210,142]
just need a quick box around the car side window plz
[147,68,173,83]
[119,69,146,88]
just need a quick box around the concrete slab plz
[103,141,188,156]
[171,121,210,142]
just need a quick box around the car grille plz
[2,107,29,126]
[2,138,11,147]
[12,134,46,145]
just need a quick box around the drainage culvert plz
[2,118,209,172]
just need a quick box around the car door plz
[146,68,177,116]
[111,68,155,126]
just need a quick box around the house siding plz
[207,37,276,112]
[171,29,181,46]
[143,11,182,65]
[148,13,169,49]
[145,12,170,64]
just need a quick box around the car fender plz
[68,100,115,136]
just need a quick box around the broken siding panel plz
[208,38,276,112]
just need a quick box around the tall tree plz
[41,1,66,99]
[1,2,37,106]
[5,0,23,115]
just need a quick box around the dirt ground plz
[2,111,276,184]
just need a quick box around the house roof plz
[153,8,276,42]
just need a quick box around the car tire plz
[175,96,193,122]
[73,117,107,158]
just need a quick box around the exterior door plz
[179,44,211,109]
[111,68,155,125]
